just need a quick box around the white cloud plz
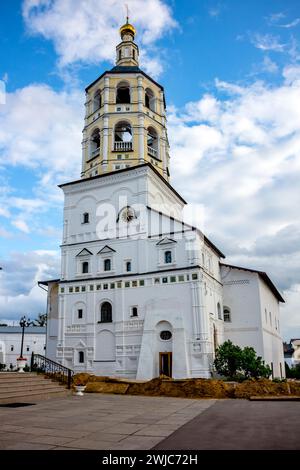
[278,18,300,29]
[168,67,300,339]
[0,250,60,322]
[266,12,286,24]
[12,219,30,233]
[251,33,286,52]
[261,56,279,73]
[281,285,300,341]
[22,0,177,77]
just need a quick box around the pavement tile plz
[134,425,178,437]
[104,423,147,435]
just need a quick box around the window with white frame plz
[126,260,132,272]
[164,250,172,264]
[223,307,231,322]
[82,261,89,274]
[131,306,138,317]
[78,351,84,363]
[104,258,111,271]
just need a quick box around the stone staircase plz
[0,372,70,404]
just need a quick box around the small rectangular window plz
[89,285,94,291]
[162,277,168,284]
[83,213,89,224]
[103,284,108,290]
[78,309,83,319]
[10,345,14,352]
[117,155,122,160]
[81,286,86,292]
[131,306,138,317]
[192,273,198,280]
[170,276,176,283]
[60,287,65,293]
[96,284,101,290]
[178,275,184,282]
[117,281,122,288]
[139,280,145,286]
[26,346,30,352]
[132,280,137,287]
[75,286,80,292]
[110,283,115,289]
[154,278,160,284]
[69,287,73,293]
[186,274,190,281]
[125,281,130,288]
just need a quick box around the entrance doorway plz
[159,352,172,377]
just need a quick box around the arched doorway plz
[156,320,173,377]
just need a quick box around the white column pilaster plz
[104,77,109,114]
[137,76,143,112]
[138,114,145,162]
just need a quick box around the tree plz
[214,340,271,380]
[33,313,47,326]
[240,346,271,379]
[214,340,243,378]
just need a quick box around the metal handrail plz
[30,352,74,389]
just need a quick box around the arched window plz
[119,49,122,61]
[78,351,84,363]
[131,307,138,317]
[126,261,131,272]
[82,262,89,274]
[83,212,89,224]
[93,90,101,112]
[164,251,172,264]
[116,81,130,104]
[147,126,158,158]
[223,307,231,322]
[101,302,112,323]
[114,121,132,151]
[217,302,222,320]
[145,88,155,111]
[104,259,111,271]
[90,128,100,158]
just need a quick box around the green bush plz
[214,340,271,380]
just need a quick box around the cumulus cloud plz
[168,67,300,339]
[22,0,177,77]
[0,84,83,231]
[0,251,60,322]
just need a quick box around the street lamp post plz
[19,316,31,359]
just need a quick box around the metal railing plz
[31,352,74,389]
[114,141,132,151]
[147,146,157,157]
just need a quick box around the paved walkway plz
[154,399,300,450]
[0,394,215,450]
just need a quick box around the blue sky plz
[0,0,300,340]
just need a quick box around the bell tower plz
[81,19,170,181]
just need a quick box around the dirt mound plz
[234,379,297,399]
[72,374,300,399]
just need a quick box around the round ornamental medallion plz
[160,331,172,341]
[121,207,135,223]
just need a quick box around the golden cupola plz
[116,17,139,67]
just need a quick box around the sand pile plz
[72,373,300,399]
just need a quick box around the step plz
[0,373,38,378]
[0,389,70,405]
[0,375,48,387]
[0,382,65,394]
